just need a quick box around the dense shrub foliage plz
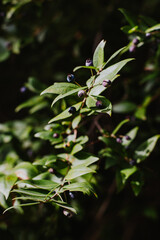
[0,1,160,240]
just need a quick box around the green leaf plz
[104,46,127,66]
[72,115,82,129]
[51,199,77,214]
[15,96,44,112]
[131,180,143,196]
[71,144,83,155]
[89,58,134,95]
[73,154,99,167]
[146,23,160,33]
[134,135,160,163]
[113,101,137,113]
[12,188,48,198]
[34,131,63,145]
[41,82,79,95]
[120,166,138,184]
[86,95,112,115]
[48,102,82,123]
[122,127,139,147]
[33,155,57,167]
[112,119,129,135]
[16,179,60,190]
[26,76,46,93]
[73,66,97,72]
[13,195,46,202]
[0,174,17,199]
[0,38,10,62]
[76,135,89,145]
[3,202,39,214]
[86,76,95,88]
[51,86,86,107]
[14,163,38,180]
[89,75,119,96]
[0,193,8,209]
[65,165,95,180]
[61,182,94,195]
[93,40,106,68]
[119,8,137,27]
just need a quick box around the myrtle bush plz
[0,1,160,240]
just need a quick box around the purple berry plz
[96,100,103,109]
[129,159,137,166]
[48,168,54,173]
[116,137,123,144]
[132,38,139,45]
[20,86,27,93]
[67,74,75,83]
[78,90,86,97]
[125,135,131,141]
[85,59,93,66]
[145,32,151,38]
[68,106,76,114]
[129,45,136,53]
[63,209,73,218]
[69,192,75,199]
[102,80,111,87]
[53,133,59,138]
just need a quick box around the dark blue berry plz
[96,100,103,109]
[78,90,86,97]
[85,59,93,66]
[69,192,75,199]
[102,80,111,87]
[67,74,75,83]
[20,86,27,93]
[129,159,137,166]
[125,135,131,141]
[132,38,139,45]
[116,137,123,144]
[68,106,76,114]
[53,133,59,138]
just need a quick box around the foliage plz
[0,1,160,240]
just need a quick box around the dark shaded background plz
[0,0,160,240]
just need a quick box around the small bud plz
[96,100,103,109]
[125,135,131,141]
[68,106,76,114]
[78,90,86,97]
[116,137,123,144]
[132,37,139,45]
[53,133,59,138]
[129,159,137,166]
[67,74,75,83]
[85,59,93,66]
[129,44,136,53]
[102,80,111,87]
